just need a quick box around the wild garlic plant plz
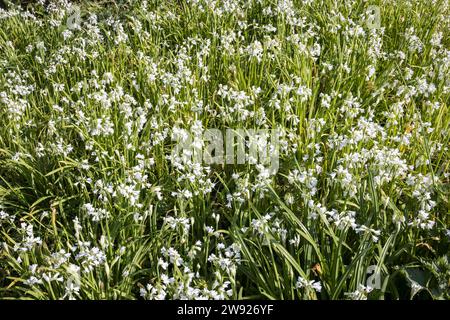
[0,0,449,300]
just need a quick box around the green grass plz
[0,0,449,300]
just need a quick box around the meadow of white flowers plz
[0,0,449,300]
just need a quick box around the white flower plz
[296,276,322,292]
[64,281,80,300]
[83,203,110,222]
[345,284,373,300]
[24,276,42,286]
[0,210,14,225]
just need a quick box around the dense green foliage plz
[0,0,449,299]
